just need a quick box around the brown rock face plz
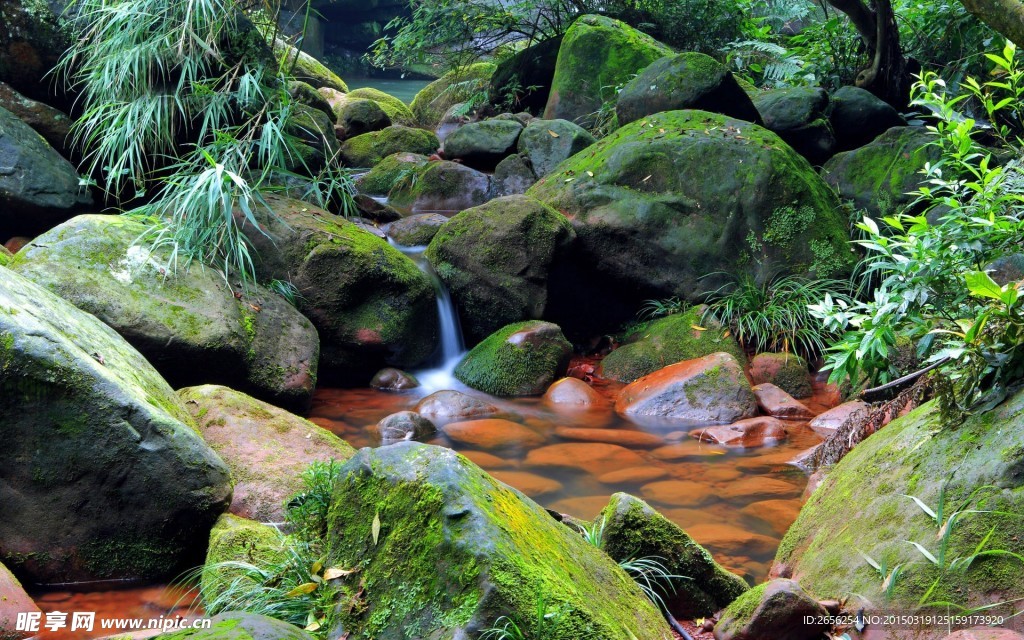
[554,426,664,448]
[689,416,788,447]
[543,377,607,407]
[808,400,868,437]
[0,561,39,640]
[752,383,815,419]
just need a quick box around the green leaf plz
[965,271,1004,300]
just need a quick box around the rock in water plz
[600,493,749,618]
[454,320,573,396]
[325,442,673,639]
[339,125,439,168]
[179,385,356,523]
[10,215,320,409]
[0,266,231,583]
[376,411,436,442]
[414,390,501,422]
[713,579,828,640]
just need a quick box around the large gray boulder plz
[753,87,835,165]
[10,215,320,409]
[0,266,231,583]
[517,118,595,178]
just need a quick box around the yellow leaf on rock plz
[547,130,560,138]
[372,511,381,545]
[284,583,318,597]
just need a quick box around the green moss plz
[454,321,572,396]
[80,537,181,579]
[720,582,766,626]
[354,152,430,196]
[348,88,415,125]
[340,126,439,169]
[0,247,11,267]
[602,308,745,383]
[274,41,347,92]
[202,514,286,596]
[410,63,496,127]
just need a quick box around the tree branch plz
[959,0,1024,46]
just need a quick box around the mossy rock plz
[242,195,437,383]
[348,87,415,125]
[356,152,491,212]
[0,266,232,583]
[829,85,906,152]
[159,612,313,640]
[354,152,430,196]
[516,118,596,178]
[544,14,673,126]
[748,352,811,398]
[777,391,1024,610]
[338,98,391,137]
[616,52,760,126]
[821,126,940,218]
[274,39,348,92]
[410,62,496,128]
[325,442,672,639]
[288,80,336,123]
[599,493,749,617]
[454,320,572,396]
[340,126,439,168]
[714,579,828,640]
[488,35,563,115]
[285,102,340,174]
[201,514,285,598]
[753,87,835,164]
[601,308,744,383]
[527,110,853,334]
[180,385,355,522]
[442,119,524,169]
[0,246,10,267]
[10,215,320,410]
[384,213,448,247]
[493,153,538,196]
[426,195,575,343]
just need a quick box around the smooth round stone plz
[685,522,778,557]
[718,477,801,501]
[689,416,788,448]
[547,495,612,520]
[651,440,728,461]
[491,470,563,497]
[741,499,802,537]
[543,377,608,407]
[524,442,647,475]
[414,390,501,422]
[443,418,545,450]
[554,426,664,448]
[370,367,420,391]
[752,383,815,419]
[460,450,515,470]
[639,480,717,507]
[597,466,670,485]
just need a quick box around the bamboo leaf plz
[372,510,381,546]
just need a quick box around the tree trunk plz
[824,0,912,108]
[959,0,1024,47]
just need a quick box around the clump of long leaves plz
[479,591,572,640]
[701,272,853,360]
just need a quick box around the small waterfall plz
[389,239,467,393]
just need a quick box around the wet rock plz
[354,193,402,223]
[490,470,563,497]
[0,106,92,237]
[651,441,728,461]
[615,353,758,423]
[359,154,492,213]
[376,411,436,442]
[597,467,669,484]
[690,416,788,447]
[443,418,545,450]
[337,98,391,137]
[459,449,513,469]
[179,385,355,523]
[640,480,717,508]
[410,63,496,128]
[543,377,607,407]
[11,215,320,409]
[384,213,448,247]
[340,125,439,168]
[544,15,672,126]
[326,443,672,639]
[600,493,750,618]
[0,560,38,640]
[0,82,72,157]
[0,267,231,583]
[517,118,596,177]
[616,52,760,126]
[829,85,907,152]
[547,495,614,519]
[752,383,815,419]
[555,426,663,448]
[454,320,572,396]
[602,309,744,383]
[808,400,868,437]
[740,499,801,537]
[160,611,314,640]
[443,118,523,169]
[753,87,835,164]
[713,578,829,640]
[414,390,501,422]
[492,153,538,196]
[718,477,801,501]
[427,195,575,343]
[525,442,647,475]
[748,353,812,398]
[370,367,420,391]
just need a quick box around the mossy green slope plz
[544,14,673,125]
[0,266,231,583]
[326,442,672,640]
[454,320,572,396]
[777,391,1024,609]
[601,308,744,383]
[528,110,853,303]
[410,62,496,127]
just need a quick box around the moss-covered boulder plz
[284,102,340,174]
[426,195,575,343]
[410,62,496,128]
[337,98,391,137]
[748,352,811,398]
[600,493,749,617]
[616,52,760,126]
[348,87,415,125]
[325,442,673,639]
[776,391,1024,610]
[274,40,347,92]
[354,151,429,195]
[0,246,10,267]
[821,126,939,218]
[493,153,538,196]
[10,215,320,409]
[713,579,828,640]
[601,308,744,383]
[1,560,38,640]
[242,195,437,384]
[829,85,907,152]
[529,110,852,331]
[339,125,439,168]
[160,612,313,640]
[544,15,673,126]
[517,118,596,178]
[0,266,231,583]
[384,212,448,247]
[488,36,563,115]
[201,514,285,597]
[615,352,757,423]
[454,321,573,396]
[0,105,93,237]
[287,80,336,122]
[180,385,355,522]
[753,87,835,165]
[442,119,524,169]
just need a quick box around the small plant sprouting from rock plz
[637,297,689,321]
[856,549,903,601]
[268,279,304,307]
[479,591,571,640]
